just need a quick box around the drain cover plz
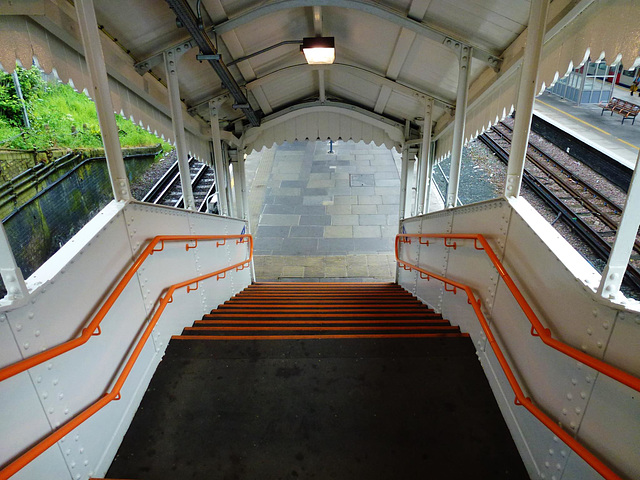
[349,174,375,187]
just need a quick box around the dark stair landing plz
[107,282,527,480]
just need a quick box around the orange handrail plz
[396,233,636,480]
[0,234,252,480]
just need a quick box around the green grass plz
[0,67,171,154]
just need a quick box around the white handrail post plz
[504,0,550,198]
[164,47,196,210]
[598,150,640,298]
[446,43,471,208]
[74,0,131,202]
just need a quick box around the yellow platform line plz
[536,99,640,151]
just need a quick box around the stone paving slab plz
[245,140,402,280]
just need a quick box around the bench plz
[599,97,639,125]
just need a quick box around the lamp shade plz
[302,37,335,65]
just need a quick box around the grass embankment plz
[0,66,171,153]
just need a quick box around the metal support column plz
[236,152,249,223]
[416,98,434,215]
[598,150,640,298]
[425,142,435,213]
[398,144,410,222]
[228,150,244,220]
[414,143,425,216]
[164,47,196,210]
[75,0,130,202]
[209,102,229,216]
[504,0,550,198]
[0,223,28,303]
[446,43,472,208]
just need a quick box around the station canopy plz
[1,0,638,160]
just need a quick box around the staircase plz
[179,282,464,340]
[107,282,527,480]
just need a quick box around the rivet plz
[59,393,64,400]
[47,363,53,370]
[83,460,88,466]
[70,461,76,468]
[592,309,598,317]
[28,312,34,319]
[586,328,592,335]
[571,378,577,385]
[16,324,22,331]
[553,436,559,442]
[64,408,69,415]
[561,450,567,457]
[556,463,562,470]
[580,391,587,399]
[49,407,54,414]
[53,379,58,385]
[23,342,29,350]
[34,330,40,337]
[574,407,581,415]
[36,376,42,383]
[585,375,593,383]
[561,408,567,415]
[42,392,48,399]
[569,422,576,429]
[596,341,603,349]
[566,393,573,400]
[79,447,84,454]
[548,449,554,455]
[75,435,80,441]
[545,461,550,467]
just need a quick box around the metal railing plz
[396,233,639,480]
[0,234,253,479]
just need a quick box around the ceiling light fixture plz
[302,37,335,65]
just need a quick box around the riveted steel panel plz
[575,374,640,480]
[415,209,452,312]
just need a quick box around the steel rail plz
[490,125,640,254]
[0,234,252,479]
[496,122,625,215]
[478,133,640,291]
[140,159,180,204]
[396,233,639,480]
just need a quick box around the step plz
[195,319,450,326]
[181,325,463,335]
[107,336,527,480]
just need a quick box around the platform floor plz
[245,141,403,281]
[534,86,640,169]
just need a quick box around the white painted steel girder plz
[212,0,502,69]
[598,150,640,298]
[164,46,197,211]
[505,0,550,199]
[74,0,131,203]
[446,43,471,208]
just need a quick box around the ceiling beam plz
[245,62,453,109]
[242,100,406,147]
[312,6,323,35]
[213,0,502,69]
[163,0,261,126]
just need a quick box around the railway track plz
[478,122,640,290]
[142,157,217,212]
